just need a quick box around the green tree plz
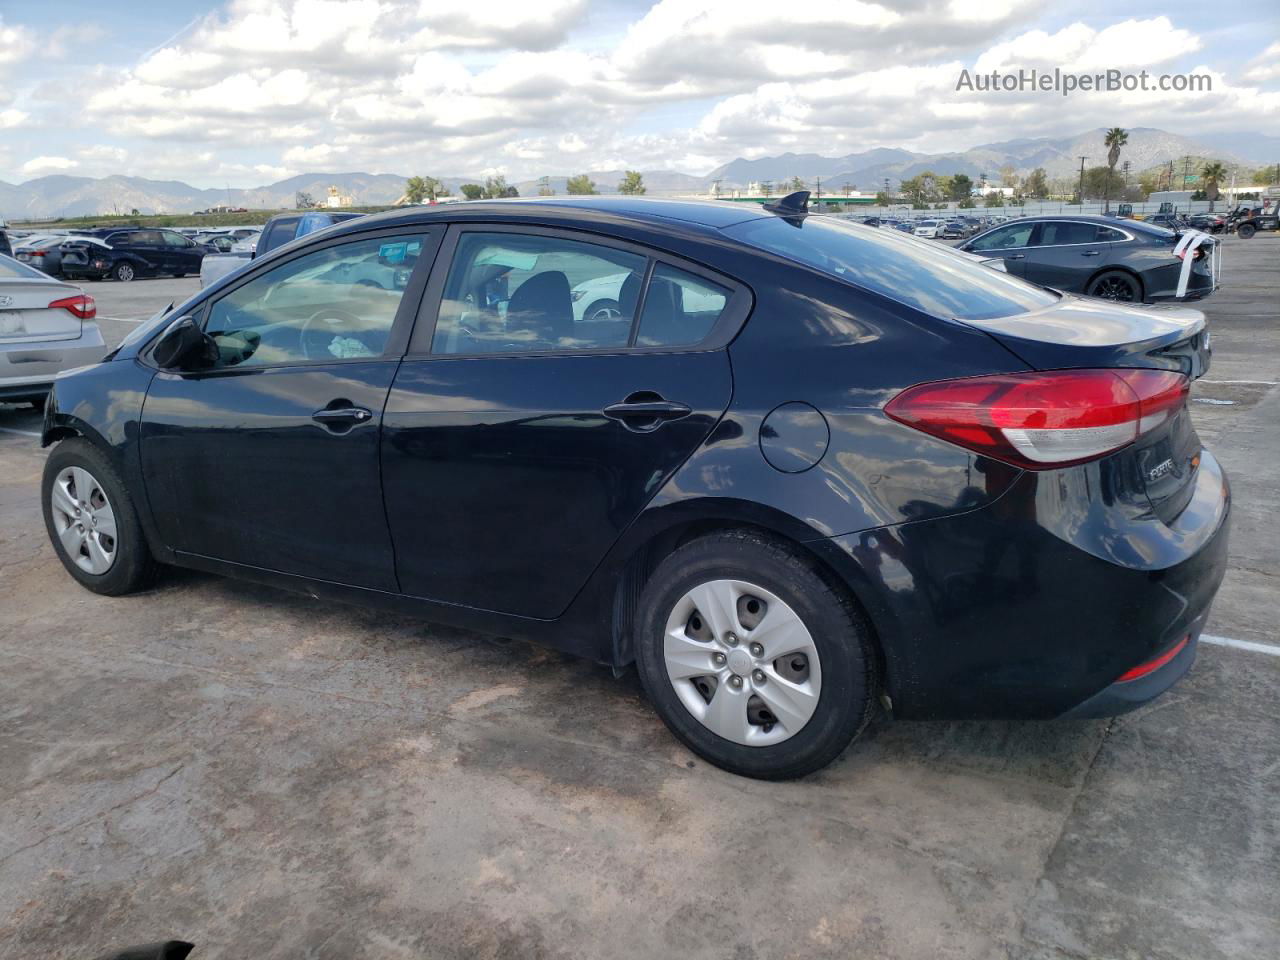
[566,174,597,195]
[900,171,940,208]
[1102,127,1129,212]
[874,190,891,205]
[129,208,140,216]
[759,181,773,197]
[295,190,314,209]
[1023,168,1048,199]
[983,191,1004,208]
[482,176,518,199]
[948,174,973,201]
[618,170,646,195]
[460,183,484,201]
[404,176,428,204]
[1083,166,1125,201]
[1200,161,1227,211]
[788,176,806,191]
[958,197,976,209]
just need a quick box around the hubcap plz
[663,579,822,746]
[50,466,117,575]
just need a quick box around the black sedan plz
[39,195,1229,779]
[958,215,1217,303]
[60,228,215,282]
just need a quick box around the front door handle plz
[312,406,373,428]
[603,394,692,432]
[1005,253,1025,260]
[1081,250,1101,257]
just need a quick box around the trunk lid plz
[961,294,1210,524]
[0,281,84,342]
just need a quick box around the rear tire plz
[634,530,878,780]
[1086,270,1142,303]
[42,438,158,596]
[113,262,136,282]
[1238,223,1256,239]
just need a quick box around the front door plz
[140,229,439,590]
[381,227,741,619]
[963,221,1036,277]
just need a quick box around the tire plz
[1085,270,1142,303]
[113,262,136,282]
[172,271,186,278]
[42,438,158,596]
[582,298,622,322]
[1238,223,1256,239]
[634,530,879,780]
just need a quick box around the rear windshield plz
[725,215,1058,321]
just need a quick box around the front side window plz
[132,231,163,246]
[162,231,192,247]
[433,233,646,354]
[204,234,423,368]
[1036,222,1098,246]
[726,215,1057,322]
[969,223,1034,251]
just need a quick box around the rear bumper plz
[814,449,1230,720]
[1059,631,1201,719]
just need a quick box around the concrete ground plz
[1,240,1277,960]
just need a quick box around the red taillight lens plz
[30,250,47,257]
[47,294,96,320]
[1115,635,1189,683]
[885,369,1189,469]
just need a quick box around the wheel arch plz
[604,505,892,701]
[1086,264,1146,301]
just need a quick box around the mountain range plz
[3,128,1273,220]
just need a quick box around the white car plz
[569,271,723,322]
[0,254,106,408]
[913,219,942,239]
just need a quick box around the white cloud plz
[22,156,79,175]
[0,17,36,65]
[0,109,29,129]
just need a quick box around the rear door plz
[381,225,743,618]
[1020,221,1114,291]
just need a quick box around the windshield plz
[724,215,1059,322]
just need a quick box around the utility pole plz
[1077,156,1088,205]
[1181,155,1192,190]
[814,176,821,199]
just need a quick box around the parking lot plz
[1,238,1277,959]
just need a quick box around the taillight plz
[48,294,96,320]
[884,369,1189,469]
[30,250,47,257]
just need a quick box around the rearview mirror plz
[152,316,216,370]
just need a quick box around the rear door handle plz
[1005,253,1025,259]
[312,406,373,427]
[603,395,693,432]
[1081,250,1101,257]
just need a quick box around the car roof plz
[321,195,776,241]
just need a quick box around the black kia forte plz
[40,194,1229,779]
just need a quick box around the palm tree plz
[1201,161,1227,212]
[1103,127,1129,213]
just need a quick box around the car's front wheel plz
[113,262,136,282]
[42,438,158,595]
[1238,223,1256,239]
[634,531,878,780]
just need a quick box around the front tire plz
[1238,223,1256,239]
[42,438,158,595]
[634,530,878,780]
[113,262,136,282]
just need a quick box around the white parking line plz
[1200,379,1279,386]
[1202,634,1280,657]
[98,316,145,323]
[0,426,40,438]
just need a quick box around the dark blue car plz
[39,195,1229,779]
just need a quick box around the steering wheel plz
[298,308,365,361]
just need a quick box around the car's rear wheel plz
[113,262,136,282]
[583,298,621,322]
[42,438,158,595]
[634,530,878,780]
[1238,223,1256,239]
[1086,270,1142,302]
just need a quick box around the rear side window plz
[636,265,729,347]
[432,233,646,354]
[1097,226,1128,242]
[1036,222,1098,246]
[726,215,1057,322]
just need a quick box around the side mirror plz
[152,316,216,370]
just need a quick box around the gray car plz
[958,215,1218,302]
[0,255,107,408]
[14,235,71,277]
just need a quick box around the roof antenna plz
[763,190,810,224]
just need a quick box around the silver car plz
[0,255,107,408]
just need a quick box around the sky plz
[0,0,1276,187]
